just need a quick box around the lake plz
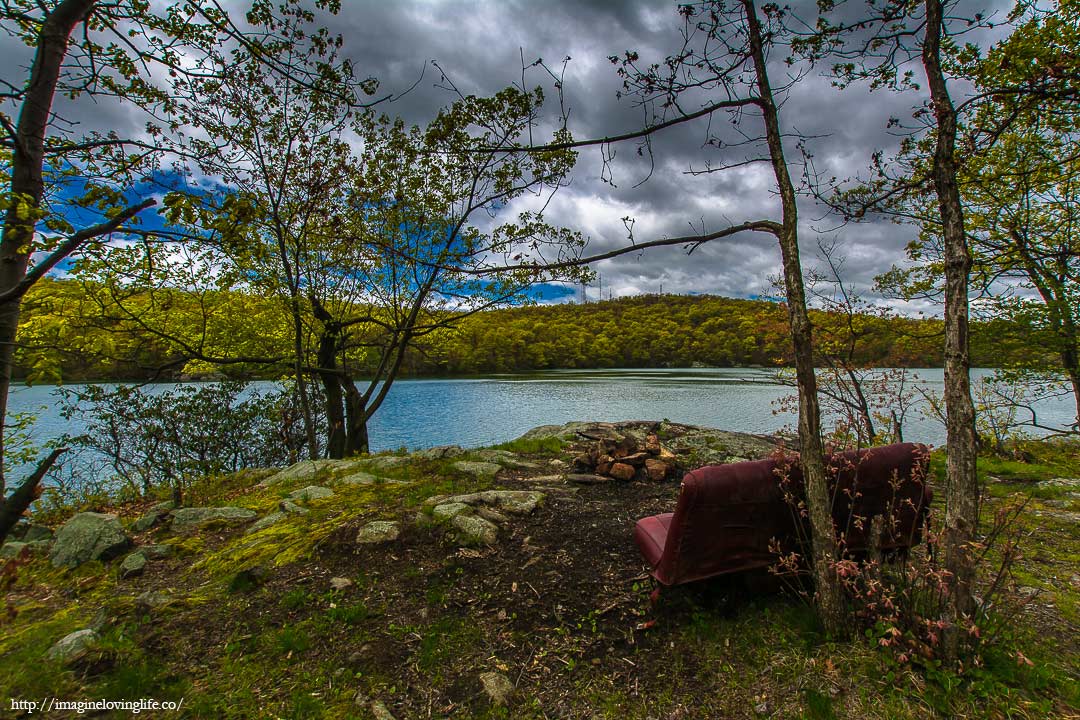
[9,368,1078,460]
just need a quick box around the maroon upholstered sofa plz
[633,443,932,587]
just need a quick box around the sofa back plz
[655,443,932,585]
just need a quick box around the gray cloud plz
[3,0,1014,314]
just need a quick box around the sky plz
[317,0,1013,311]
[1,0,1016,312]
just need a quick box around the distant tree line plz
[13,280,1046,381]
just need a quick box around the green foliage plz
[275,626,312,655]
[22,283,1020,381]
[55,381,310,502]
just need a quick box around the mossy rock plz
[170,507,257,530]
[49,512,131,568]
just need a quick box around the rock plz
[50,512,131,568]
[259,459,362,487]
[46,629,98,664]
[479,671,514,706]
[452,461,502,479]
[370,700,397,720]
[620,452,651,467]
[645,458,672,482]
[170,507,257,530]
[432,502,472,521]
[565,473,610,485]
[329,577,354,591]
[0,541,27,558]
[474,449,540,469]
[1034,509,1080,523]
[517,421,598,442]
[246,512,286,534]
[279,501,309,515]
[645,433,661,454]
[288,485,334,502]
[356,521,400,544]
[523,474,565,484]
[131,509,168,533]
[480,490,544,515]
[608,463,635,481]
[120,552,147,578]
[412,445,467,460]
[21,524,53,542]
[140,544,174,559]
[476,507,509,524]
[0,539,48,558]
[451,515,499,546]
[1039,477,1080,488]
[366,455,411,473]
[334,471,384,486]
[150,500,177,513]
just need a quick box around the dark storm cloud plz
[325,0,942,306]
[2,0,1015,311]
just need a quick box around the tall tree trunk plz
[310,297,350,459]
[743,0,843,633]
[315,326,346,460]
[922,0,980,659]
[344,382,369,456]
[287,296,319,460]
[0,0,95,541]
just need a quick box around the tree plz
[80,47,587,458]
[800,0,1055,658]
[581,0,844,632]
[776,240,924,447]
[0,0,389,540]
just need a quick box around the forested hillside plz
[14,280,1036,381]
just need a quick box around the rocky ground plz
[1,422,1077,719]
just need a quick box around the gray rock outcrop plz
[50,513,131,568]
[170,507,257,530]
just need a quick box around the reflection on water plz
[9,368,1077,456]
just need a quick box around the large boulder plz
[258,459,364,487]
[170,507,257,530]
[50,513,131,568]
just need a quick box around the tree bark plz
[922,0,980,659]
[344,382,369,456]
[743,0,843,633]
[0,0,95,538]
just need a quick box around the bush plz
[55,381,315,504]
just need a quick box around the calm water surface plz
[11,368,1078,457]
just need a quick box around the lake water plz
[9,368,1078,459]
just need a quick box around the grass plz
[4,434,1078,718]
[494,435,566,455]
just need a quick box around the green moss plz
[494,436,565,456]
